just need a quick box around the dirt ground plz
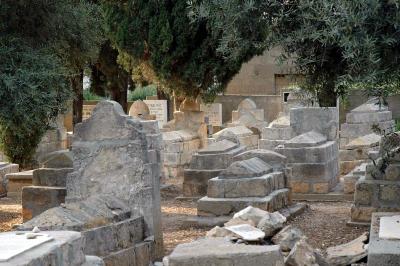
[0,179,368,256]
[0,197,22,232]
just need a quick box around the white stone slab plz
[225,224,265,241]
[144,100,168,127]
[200,103,222,126]
[379,215,400,240]
[0,232,53,262]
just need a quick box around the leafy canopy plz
[191,0,400,106]
[0,0,101,166]
[101,0,267,101]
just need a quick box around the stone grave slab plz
[198,139,237,154]
[285,131,327,148]
[219,158,273,179]
[379,215,400,240]
[0,232,53,262]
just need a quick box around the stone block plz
[183,169,222,197]
[189,146,245,170]
[0,231,86,266]
[5,170,33,195]
[0,163,19,197]
[350,205,377,223]
[165,237,284,266]
[233,149,287,171]
[197,189,290,216]
[353,180,374,206]
[276,141,338,164]
[290,181,310,194]
[346,110,392,124]
[261,126,293,140]
[368,212,400,266]
[290,107,339,141]
[219,158,273,179]
[285,131,327,148]
[207,172,285,198]
[40,150,73,168]
[258,139,287,150]
[32,168,72,187]
[340,160,365,175]
[287,158,339,182]
[22,186,66,222]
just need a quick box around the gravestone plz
[275,107,340,194]
[200,103,223,127]
[183,138,246,197]
[0,231,99,266]
[368,212,400,266]
[162,98,207,179]
[213,126,259,150]
[128,100,156,121]
[144,100,168,127]
[197,156,290,216]
[229,98,268,135]
[340,98,395,147]
[351,135,400,223]
[0,163,19,198]
[259,114,294,150]
[21,150,73,221]
[19,101,163,264]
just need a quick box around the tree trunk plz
[110,85,128,113]
[71,70,84,127]
[157,87,171,121]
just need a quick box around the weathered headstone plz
[182,139,246,197]
[229,98,268,135]
[0,163,19,198]
[19,100,163,264]
[213,126,259,150]
[144,99,168,127]
[198,156,290,216]
[200,103,222,126]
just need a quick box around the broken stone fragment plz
[206,226,235,238]
[224,217,256,227]
[224,224,265,241]
[257,211,287,237]
[285,238,320,266]
[272,225,304,252]
[326,232,368,266]
[232,206,269,225]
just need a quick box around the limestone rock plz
[224,224,265,241]
[326,232,368,266]
[219,158,273,179]
[257,211,286,237]
[232,206,269,225]
[285,238,320,266]
[272,225,304,252]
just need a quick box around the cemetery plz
[1,1,400,266]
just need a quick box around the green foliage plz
[192,0,400,106]
[83,90,105,101]
[0,37,71,166]
[395,120,400,132]
[128,85,157,102]
[101,0,266,101]
[0,0,101,166]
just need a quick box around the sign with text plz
[144,100,168,127]
[200,103,222,126]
